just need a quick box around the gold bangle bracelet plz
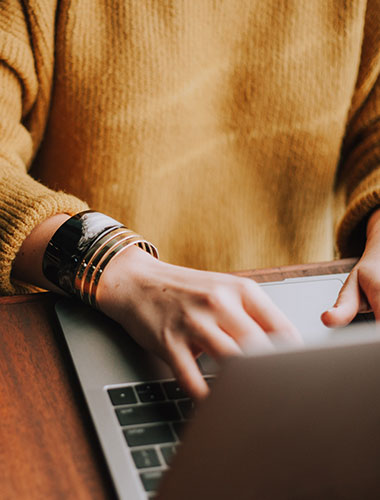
[75,228,125,295]
[88,237,152,308]
[84,234,143,305]
[75,229,139,302]
[73,228,158,307]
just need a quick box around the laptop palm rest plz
[56,300,173,390]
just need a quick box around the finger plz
[240,281,302,343]
[191,319,243,359]
[360,276,380,321]
[321,270,361,327]
[166,343,209,401]
[218,305,275,353]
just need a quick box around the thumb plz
[321,270,361,327]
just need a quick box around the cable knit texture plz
[0,0,379,294]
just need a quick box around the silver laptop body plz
[56,273,367,499]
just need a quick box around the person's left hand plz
[322,208,380,327]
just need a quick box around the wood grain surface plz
[0,260,356,499]
[0,293,116,500]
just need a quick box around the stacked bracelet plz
[42,211,158,308]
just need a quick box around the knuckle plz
[236,277,258,296]
[197,286,228,311]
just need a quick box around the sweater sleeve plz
[0,2,88,295]
[335,0,380,257]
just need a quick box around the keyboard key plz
[131,448,161,469]
[135,383,165,402]
[160,444,178,465]
[116,402,180,426]
[124,424,175,447]
[178,399,195,419]
[140,470,164,492]
[162,381,188,400]
[108,386,137,406]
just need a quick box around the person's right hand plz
[96,246,301,400]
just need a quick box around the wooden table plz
[0,259,356,499]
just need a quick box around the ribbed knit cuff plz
[336,168,380,258]
[0,167,88,295]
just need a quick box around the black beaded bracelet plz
[42,211,158,299]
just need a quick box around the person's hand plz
[11,213,300,400]
[96,246,301,400]
[322,208,380,328]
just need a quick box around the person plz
[1,1,379,399]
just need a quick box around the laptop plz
[55,272,375,499]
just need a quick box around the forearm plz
[12,213,70,292]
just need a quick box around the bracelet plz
[86,234,154,309]
[42,211,158,305]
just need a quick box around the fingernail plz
[324,307,337,314]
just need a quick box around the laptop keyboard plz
[107,377,214,497]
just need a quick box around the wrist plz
[41,211,158,306]
[96,244,160,319]
[12,213,70,292]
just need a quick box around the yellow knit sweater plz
[0,0,379,294]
